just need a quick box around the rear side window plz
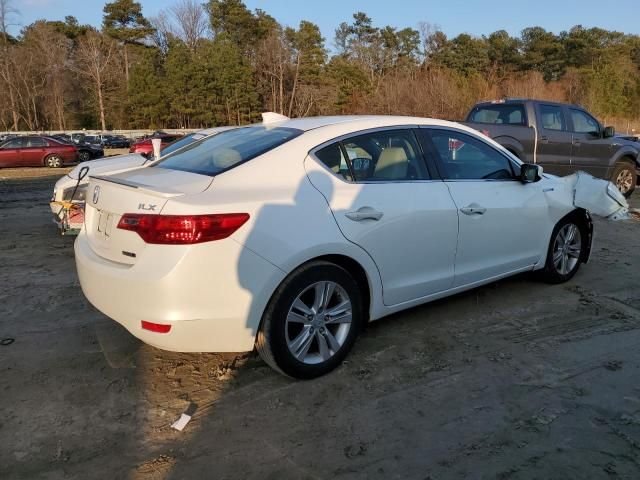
[155,126,302,176]
[315,130,429,182]
[342,130,428,181]
[469,104,526,126]
[539,104,566,131]
[26,137,47,147]
[315,143,353,181]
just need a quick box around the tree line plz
[1,0,639,132]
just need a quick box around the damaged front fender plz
[551,171,630,221]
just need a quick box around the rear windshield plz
[469,104,526,126]
[154,126,302,176]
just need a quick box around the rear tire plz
[78,150,91,162]
[45,154,62,168]
[610,161,636,198]
[256,261,363,379]
[539,214,587,284]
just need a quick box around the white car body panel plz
[74,115,628,354]
[305,155,459,305]
[444,180,550,286]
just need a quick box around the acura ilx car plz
[75,114,626,379]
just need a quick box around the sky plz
[10,0,640,43]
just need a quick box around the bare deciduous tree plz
[0,0,19,130]
[171,0,208,50]
[71,31,119,130]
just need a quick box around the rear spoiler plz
[90,174,188,198]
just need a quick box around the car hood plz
[67,154,146,180]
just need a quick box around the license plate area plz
[96,209,115,238]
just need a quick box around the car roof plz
[197,126,238,135]
[260,115,469,132]
[472,98,582,109]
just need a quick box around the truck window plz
[569,109,600,135]
[539,105,566,131]
[468,105,526,126]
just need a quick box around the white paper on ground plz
[171,413,192,431]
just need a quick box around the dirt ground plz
[1,173,639,480]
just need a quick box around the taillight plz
[117,213,250,244]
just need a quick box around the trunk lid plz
[84,167,214,264]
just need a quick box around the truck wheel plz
[610,161,636,198]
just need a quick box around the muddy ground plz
[1,173,639,480]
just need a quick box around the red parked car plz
[0,136,78,168]
[129,134,183,157]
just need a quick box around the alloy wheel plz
[615,168,634,194]
[552,223,582,275]
[285,281,352,365]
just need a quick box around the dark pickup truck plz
[463,99,640,197]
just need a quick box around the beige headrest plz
[375,147,408,179]
[212,148,242,168]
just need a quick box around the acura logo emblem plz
[93,185,100,204]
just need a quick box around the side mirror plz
[520,163,542,183]
[603,126,615,138]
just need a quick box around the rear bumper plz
[74,231,285,352]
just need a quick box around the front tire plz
[45,154,62,168]
[256,261,363,379]
[540,214,587,284]
[611,161,636,198]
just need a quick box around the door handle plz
[460,204,486,215]
[539,136,549,144]
[345,207,384,222]
[572,139,581,146]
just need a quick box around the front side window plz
[1,138,23,149]
[570,109,600,135]
[427,129,515,180]
[539,104,566,131]
[469,104,526,126]
[155,126,302,176]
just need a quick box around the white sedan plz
[75,115,627,379]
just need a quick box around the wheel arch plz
[564,208,593,264]
[255,252,375,343]
[491,135,525,159]
[313,254,371,324]
[611,147,640,169]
